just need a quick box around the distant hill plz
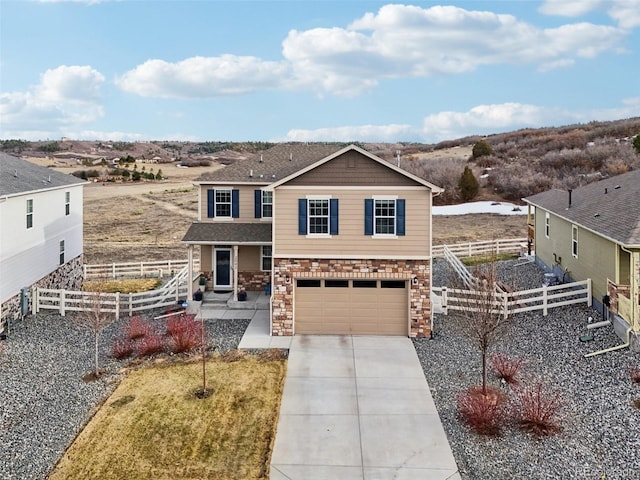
[2,117,639,204]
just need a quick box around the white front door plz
[213,248,232,290]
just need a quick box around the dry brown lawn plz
[49,355,286,480]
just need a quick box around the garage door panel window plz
[297,279,321,287]
[325,280,349,287]
[353,280,377,288]
[381,280,406,288]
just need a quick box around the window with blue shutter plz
[232,189,239,218]
[254,190,262,218]
[330,198,339,235]
[396,199,405,236]
[298,199,307,235]
[364,199,373,235]
[207,188,238,218]
[207,189,214,218]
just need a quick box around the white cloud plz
[0,65,105,139]
[115,55,290,98]
[540,0,640,29]
[116,4,627,99]
[283,124,416,143]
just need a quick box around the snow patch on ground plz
[433,201,529,216]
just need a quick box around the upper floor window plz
[572,225,578,258]
[65,191,70,216]
[545,212,550,238]
[309,199,329,234]
[298,197,338,236]
[262,191,273,218]
[26,199,33,229]
[207,188,239,219]
[215,189,232,217]
[364,198,405,237]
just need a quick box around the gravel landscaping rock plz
[416,259,640,480]
[0,312,251,480]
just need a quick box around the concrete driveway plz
[270,335,460,480]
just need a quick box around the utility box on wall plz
[20,287,29,317]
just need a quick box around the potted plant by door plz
[199,274,207,291]
[238,286,247,301]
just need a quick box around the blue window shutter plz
[364,199,373,235]
[232,189,240,218]
[207,189,214,218]
[254,190,262,218]
[396,199,406,236]
[298,199,307,235]
[330,199,339,235]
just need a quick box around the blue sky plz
[1,0,639,143]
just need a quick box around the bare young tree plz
[77,289,117,379]
[458,257,513,394]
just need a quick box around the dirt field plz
[23,156,528,264]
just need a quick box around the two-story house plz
[0,153,85,333]
[182,144,442,337]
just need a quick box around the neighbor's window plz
[375,199,396,235]
[261,245,272,271]
[215,189,232,217]
[65,191,70,216]
[59,240,65,265]
[572,225,578,258]
[308,199,329,234]
[262,191,273,218]
[26,199,33,229]
[545,212,550,238]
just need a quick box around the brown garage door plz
[295,279,408,335]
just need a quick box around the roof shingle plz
[182,222,272,244]
[524,169,640,246]
[0,153,85,197]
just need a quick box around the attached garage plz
[294,279,408,335]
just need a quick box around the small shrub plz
[456,386,507,435]
[630,366,640,384]
[111,337,134,360]
[167,314,201,353]
[126,316,149,340]
[257,349,287,362]
[490,352,524,385]
[220,350,246,363]
[136,333,166,357]
[513,382,564,436]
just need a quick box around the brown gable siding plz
[284,150,421,187]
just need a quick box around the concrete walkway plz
[269,335,460,480]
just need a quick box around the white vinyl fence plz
[83,259,200,280]
[35,265,191,318]
[432,279,592,319]
[432,238,527,258]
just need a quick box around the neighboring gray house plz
[0,153,86,333]
[523,169,640,351]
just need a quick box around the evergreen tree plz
[472,139,493,158]
[459,166,479,202]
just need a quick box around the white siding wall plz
[0,185,83,302]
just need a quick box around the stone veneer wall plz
[238,271,270,291]
[1,255,84,333]
[271,258,431,337]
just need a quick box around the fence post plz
[34,287,39,314]
[83,264,87,279]
[587,279,592,306]
[115,292,120,319]
[442,287,448,315]
[502,291,508,319]
[129,293,133,316]
[60,289,66,317]
[159,268,163,279]
[543,285,548,316]
[112,263,116,279]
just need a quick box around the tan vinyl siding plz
[238,245,261,271]
[201,245,212,272]
[198,184,270,222]
[285,150,420,187]
[274,187,431,257]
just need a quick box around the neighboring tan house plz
[523,169,640,351]
[0,153,85,332]
[183,143,443,337]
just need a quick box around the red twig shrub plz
[630,366,640,384]
[167,314,201,353]
[126,315,149,340]
[111,337,134,360]
[457,386,507,436]
[136,333,165,357]
[512,382,564,436]
[490,352,524,385]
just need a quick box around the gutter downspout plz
[430,188,442,339]
[619,245,638,332]
[584,327,631,358]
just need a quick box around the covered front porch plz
[182,222,272,303]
